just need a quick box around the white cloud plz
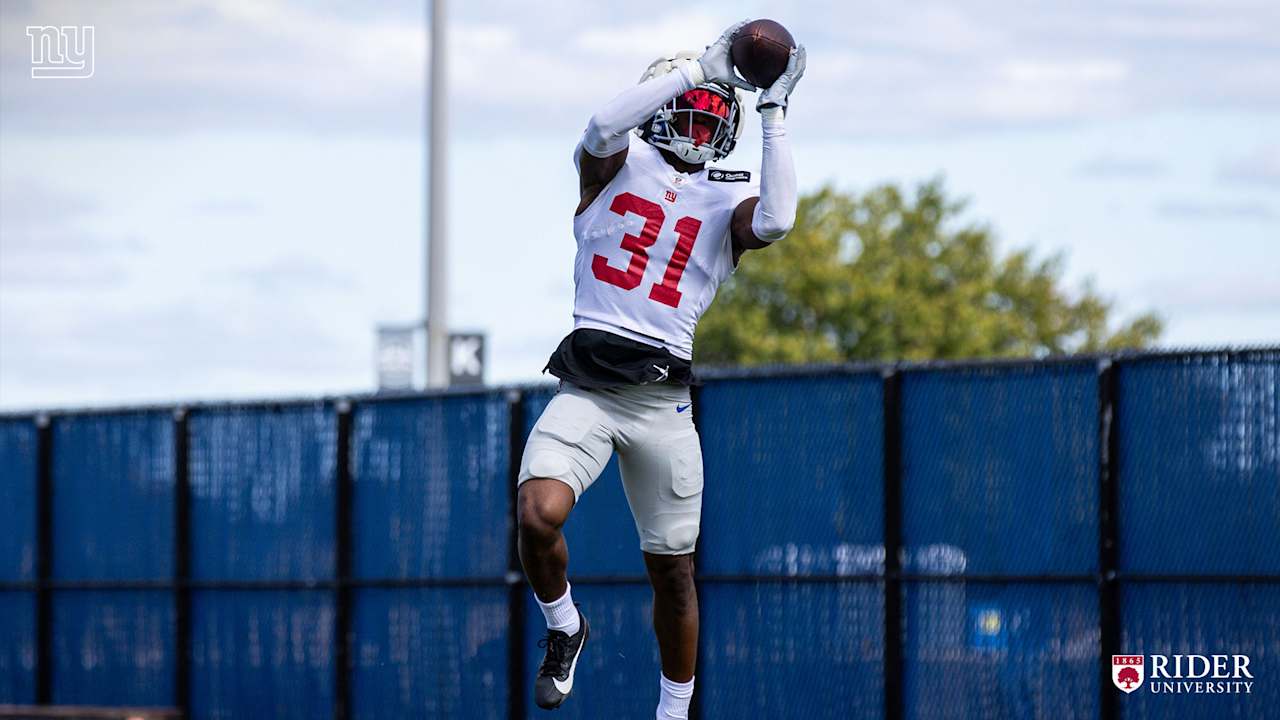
[1000,60,1128,85]
[0,179,143,288]
[452,24,516,54]
[0,299,355,408]
[3,0,1278,139]
[0,0,427,134]
[1220,146,1280,186]
[1098,9,1274,43]
[191,197,264,216]
[213,256,355,292]
[1157,199,1275,221]
[1077,154,1168,179]
[0,178,98,234]
[970,59,1130,123]
[1144,273,1280,313]
[2,1,1279,408]
[574,12,722,58]
[841,4,1006,56]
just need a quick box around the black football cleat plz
[534,608,589,710]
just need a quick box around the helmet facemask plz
[641,84,742,164]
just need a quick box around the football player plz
[516,19,805,718]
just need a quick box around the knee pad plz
[659,522,700,555]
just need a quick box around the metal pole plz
[506,390,527,720]
[426,0,449,388]
[881,369,905,720]
[1098,359,1121,720]
[35,415,53,706]
[333,401,354,720]
[173,409,192,717]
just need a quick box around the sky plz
[1,0,1278,410]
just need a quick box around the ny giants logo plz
[26,25,95,79]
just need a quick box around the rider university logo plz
[1113,655,1145,693]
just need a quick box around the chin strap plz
[750,106,797,242]
[580,61,701,160]
[667,137,717,164]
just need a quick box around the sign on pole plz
[448,332,485,387]
[376,326,416,391]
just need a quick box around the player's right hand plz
[698,20,757,91]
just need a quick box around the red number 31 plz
[591,192,702,308]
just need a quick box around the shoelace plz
[537,631,570,674]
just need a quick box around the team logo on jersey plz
[664,190,678,203]
[1113,655,1145,693]
[708,169,750,182]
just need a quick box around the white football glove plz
[698,20,757,91]
[758,45,806,111]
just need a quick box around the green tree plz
[696,180,1162,365]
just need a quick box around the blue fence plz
[0,349,1276,719]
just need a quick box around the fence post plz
[334,401,354,720]
[506,390,527,720]
[882,369,904,720]
[35,414,53,705]
[1098,360,1121,720]
[173,408,192,716]
[688,382,705,720]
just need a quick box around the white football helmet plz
[636,51,746,164]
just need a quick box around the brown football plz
[729,19,795,89]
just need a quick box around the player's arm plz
[576,70,699,214]
[577,21,756,214]
[729,105,795,261]
[731,46,806,261]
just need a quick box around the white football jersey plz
[571,135,759,360]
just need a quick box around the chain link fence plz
[0,349,1275,719]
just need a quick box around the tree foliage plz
[695,180,1162,365]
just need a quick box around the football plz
[729,19,795,89]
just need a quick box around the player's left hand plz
[758,45,806,111]
[699,20,758,92]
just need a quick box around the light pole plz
[426,0,448,388]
